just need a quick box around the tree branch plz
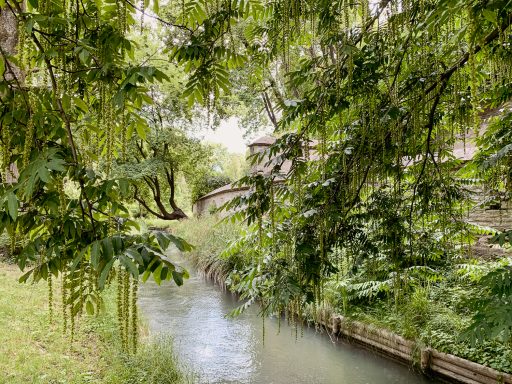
[165,167,180,211]
[133,185,166,220]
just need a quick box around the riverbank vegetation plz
[156,0,512,376]
[0,0,254,374]
[2,0,512,381]
[173,215,512,373]
[0,261,189,384]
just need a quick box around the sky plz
[199,117,268,154]
[202,117,247,154]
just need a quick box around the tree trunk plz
[0,5,24,83]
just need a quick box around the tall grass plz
[170,215,244,284]
[102,335,193,384]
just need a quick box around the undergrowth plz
[344,282,512,373]
[170,215,245,283]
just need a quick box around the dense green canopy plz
[166,0,512,341]
[1,0,511,346]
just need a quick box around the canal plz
[138,257,438,384]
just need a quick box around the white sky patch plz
[200,117,249,154]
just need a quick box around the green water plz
[138,258,439,384]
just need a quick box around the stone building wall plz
[193,135,315,216]
[192,185,249,217]
[467,201,512,232]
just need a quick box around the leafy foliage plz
[167,0,512,349]
[0,0,197,338]
[465,261,512,342]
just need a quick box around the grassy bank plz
[0,262,190,384]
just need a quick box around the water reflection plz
[137,261,437,384]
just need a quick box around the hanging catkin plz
[123,271,130,350]
[62,271,68,334]
[78,263,85,317]
[70,293,75,342]
[22,95,35,168]
[1,124,10,184]
[105,84,114,176]
[467,8,480,136]
[18,20,27,69]
[117,265,126,351]
[121,109,127,161]
[270,181,276,256]
[48,266,54,324]
[131,277,138,354]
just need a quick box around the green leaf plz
[85,299,95,315]
[154,231,171,250]
[7,192,18,221]
[46,157,66,172]
[135,121,147,140]
[168,234,194,252]
[153,262,163,285]
[142,256,158,282]
[125,248,143,264]
[91,241,101,268]
[102,238,114,260]
[62,94,71,112]
[160,266,168,281]
[119,179,129,195]
[38,166,50,183]
[98,258,115,289]
[172,270,184,286]
[18,269,33,283]
[482,9,497,24]
[73,97,89,112]
[120,255,139,278]
[142,268,151,282]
